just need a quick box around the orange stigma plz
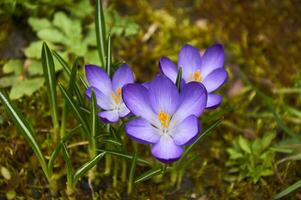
[112,87,122,104]
[158,111,171,129]
[190,70,202,82]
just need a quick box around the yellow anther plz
[190,70,202,82]
[158,111,171,129]
[112,87,122,104]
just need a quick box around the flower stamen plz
[158,111,171,129]
[190,70,202,82]
[112,87,122,104]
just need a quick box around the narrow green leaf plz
[69,57,79,92]
[127,152,137,194]
[89,90,97,157]
[0,90,49,180]
[59,84,90,137]
[52,50,87,89]
[177,118,223,167]
[240,71,295,136]
[134,167,170,184]
[41,42,59,142]
[95,0,107,66]
[48,124,82,175]
[62,143,74,188]
[97,149,151,166]
[105,34,112,76]
[274,179,301,199]
[73,152,106,184]
[176,67,182,91]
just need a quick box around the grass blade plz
[0,90,49,180]
[73,152,106,184]
[95,0,107,66]
[97,149,151,166]
[41,42,59,143]
[59,84,90,137]
[274,179,301,199]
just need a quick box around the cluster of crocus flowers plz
[85,44,227,163]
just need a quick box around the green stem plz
[113,160,118,187]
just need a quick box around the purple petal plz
[112,64,135,92]
[151,134,183,163]
[122,83,158,125]
[206,93,222,109]
[200,44,224,78]
[98,110,119,123]
[185,121,202,145]
[148,75,179,115]
[171,82,207,125]
[85,87,113,110]
[159,56,178,83]
[142,81,151,90]
[118,104,131,117]
[125,118,161,144]
[178,44,202,81]
[170,115,199,146]
[202,68,228,93]
[85,64,112,96]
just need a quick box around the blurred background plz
[0,0,301,199]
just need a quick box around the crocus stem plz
[105,124,112,175]
[176,170,184,190]
[121,160,127,182]
[113,159,118,187]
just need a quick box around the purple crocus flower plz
[85,64,134,123]
[159,44,228,109]
[122,75,207,163]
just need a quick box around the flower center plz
[112,87,122,104]
[190,70,202,82]
[158,111,171,129]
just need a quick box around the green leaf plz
[37,29,66,43]
[41,42,59,137]
[177,118,223,167]
[9,77,44,99]
[176,67,182,91]
[134,167,165,184]
[62,143,74,188]
[0,76,19,88]
[59,84,90,137]
[47,124,82,176]
[3,59,23,74]
[97,149,151,166]
[89,90,97,155]
[73,152,106,184]
[0,90,49,180]
[28,17,52,32]
[27,60,43,75]
[24,41,44,59]
[274,179,301,199]
[238,136,251,154]
[52,50,87,89]
[95,0,107,66]
[105,34,111,75]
